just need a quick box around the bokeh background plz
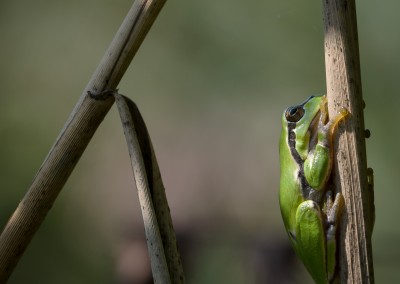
[0,0,398,283]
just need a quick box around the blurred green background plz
[0,0,398,283]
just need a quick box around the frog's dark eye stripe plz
[285,106,305,122]
[287,122,313,202]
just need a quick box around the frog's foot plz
[325,192,344,235]
[325,191,344,282]
[328,107,348,136]
[320,97,348,137]
[317,97,348,147]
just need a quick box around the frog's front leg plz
[295,200,327,284]
[304,97,348,190]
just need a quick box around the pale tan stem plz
[322,0,374,283]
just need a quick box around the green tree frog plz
[279,95,348,284]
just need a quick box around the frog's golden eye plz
[285,106,305,122]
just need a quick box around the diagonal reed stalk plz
[0,0,180,282]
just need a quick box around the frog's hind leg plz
[295,200,328,284]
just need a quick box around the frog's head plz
[282,95,323,160]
